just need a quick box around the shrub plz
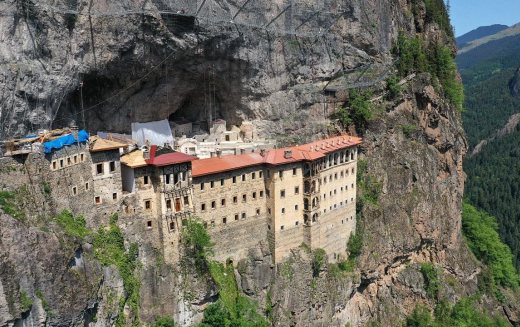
[93,217,140,321]
[385,76,402,100]
[347,232,363,259]
[330,90,374,133]
[420,263,440,298]
[401,124,418,138]
[393,33,428,77]
[19,291,33,312]
[181,217,213,273]
[151,317,175,327]
[312,248,327,277]
[462,202,519,289]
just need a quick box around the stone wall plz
[192,165,268,262]
[91,149,123,219]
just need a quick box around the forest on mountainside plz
[460,28,520,269]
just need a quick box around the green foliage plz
[404,298,509,327]
[461,202,519,289]
[19,291,33,312]
[393,33,428,77]
[312,248,327,277]
[331,90,374,133]
[151,316,175,327]
[93,216,140,322]
[393,33,464,111]
[54,210,90,239]
[385,76,402,100]
[181,217,213,273]
[401,124,418,138]
[420,263,440,298]
[41,182,51,195]
[359,175,382,206]
[347,232,363,259]
[202,261,268,327]
[35,290,50,313]
[0,191,25,221]
[411,0,453,38]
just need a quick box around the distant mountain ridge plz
[456,24,508,48]
[457,23,520,56]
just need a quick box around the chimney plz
[143,148,150,160]
[284,150,292,159]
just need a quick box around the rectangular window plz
[266,189,270,197]
[281,208,285,214]
[241,212,246,219]
[233,196,238,204]
[145,200,151,210]
[259,171,263,178]
[260,190,264,197]
[293,168,297,176]
[166,199,172,209]
[233,176,237,183]
[256,208,260,216]
[281,225,284,230]
[280,190,285,198]
[113,193,117,200]
[67,157,72,165]
[210,181,214,188]
[170,222,175,231]
[72,186,77,195]
[201,203,206,211]
[242,174,246,182]
[184,196,189,205]
[252,192,257,199]
[242,194,247,202]
[95,196,101,204]
[222,217,227,224]
[59,159,64,168]
[73,155,78,164]
[235,214,239,221]
[96,163,103,174]
[278,171,283,178]
[52,161,57,170]
[144,175,149,185]
[211,201,216,209]
[85,182,89,190]
[80,154,84,162]
[165,174,171,184]
[252,172,256,179]
[147,221,152,228]
[109,161,116,172]
[174,173,179,184]
[295,205,298,211]
[334,173,337,180]
[221,198,226,206]
[294,186,299,194]
[295,221,299,226]
[268,208,271,215]
[220,179,224,186]
[201,183,205,190]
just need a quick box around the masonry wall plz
[91,150,123,218]
[265,162,305,263]
[192,165,268,262]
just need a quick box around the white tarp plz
[131,119,174,146]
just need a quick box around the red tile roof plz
[192,153,264,177]
[146,145,198,167]
[191,135,362,177]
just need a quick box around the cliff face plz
[0,0,493,326]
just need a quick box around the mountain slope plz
[456,24,508,48]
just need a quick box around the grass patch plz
[54,210,90,240]
[0,191,25,221]
[151,316,176,327]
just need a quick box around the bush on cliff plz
[181,217,213,273]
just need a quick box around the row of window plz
[50,153,86,170]
[273,213,355,232]
[323,149,356,169]
[164,172,186,185]
[95,161,117,175]
[165,196,190,211]
[322,200,354,214]
[207,209,262,227]
[199,190,265,211]
[322,168,355,185]
[322,184,355,200]
[94,192,118,204]
[199,170,264,190]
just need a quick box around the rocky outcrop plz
[509,67,520,98]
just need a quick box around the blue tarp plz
[43,130,89,154]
